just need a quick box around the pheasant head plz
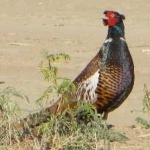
[103,11,126,38]
[103,10,125,26]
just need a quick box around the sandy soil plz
[0,0,150,149]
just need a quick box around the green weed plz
[0,87,24,146]
[135,85,150,128]
[0,52,129,149]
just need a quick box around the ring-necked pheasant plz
[16,10,134,129]
[47,10,135,117]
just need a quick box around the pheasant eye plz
[110,14,115,17]
[106,12,116,18]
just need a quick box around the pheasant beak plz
[101,17,109,26]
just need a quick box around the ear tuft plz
[121,15,125,20]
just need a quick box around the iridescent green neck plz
[107,23,125,39]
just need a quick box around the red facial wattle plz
[105,11,118,26]
[108,17,118,26]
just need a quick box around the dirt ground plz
[0,0,150,149]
